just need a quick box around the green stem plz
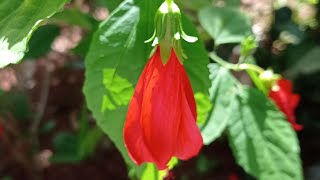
[209,52,238,69]
[165,0,173,4]
[208,52,264,74]
[238,64,264,74]
[209,52,269,94]
[246,69,268,95]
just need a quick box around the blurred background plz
[0,0,319,179]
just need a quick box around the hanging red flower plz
[269,79,303,131]
[123,47,203,170]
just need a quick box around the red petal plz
[292,123,303,131]
[290,94,300,109]
[140,49,182,169]
[269,79,302,131]
[277,79,293,93]
[124,50,158,166]
[174,78,203,159]
[181,67,197,119]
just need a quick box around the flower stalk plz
[208,52,264,74]
[209,52,269,94]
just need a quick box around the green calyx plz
[145,0,198,64]
[259,69,281,91]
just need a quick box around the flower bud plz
[145,0,198,64]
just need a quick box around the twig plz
[29,64,51,180]
[30,65,51,137]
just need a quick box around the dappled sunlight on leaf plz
[194,93,211,126]
[0,37,26,67]
[101,68,134,112]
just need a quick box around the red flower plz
[269,79,303,131]
[123,47,203,170]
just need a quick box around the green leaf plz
[227,87,302,180]
[84,0,162,176]
[175,0,211,10]
[24,25,60,59]
[2,176,12,180]
[240,36,257,58]
[78,127,103,158]
[200,64,236,145]
[84,0,156,170]
[0,0,70,68]
[77,107,104,158]
[196,154,216,174]
[0,91,32,121]
[286,47,320,78]
[83,0,210,176]
[94,0,124,11]
[195,93,212,126]
[72,32,94,58]
[198,7,252,46]
[40,120,56,134]
[51,127,103,164]
[50,8,96,30]
[225,0,241,7]
[182,15,211,94]
[51,132,81,163]
[182,15,211,125]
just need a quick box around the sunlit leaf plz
[0,0,70,68]
[84,0,159,172]
[200,64,236,145]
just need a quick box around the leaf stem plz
[208,52,264,74]
[239,64,264,74]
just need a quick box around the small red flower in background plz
[269,79,303,131]
[123,47,203,170]
[228,173,239,180]
[0,122,3,137]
